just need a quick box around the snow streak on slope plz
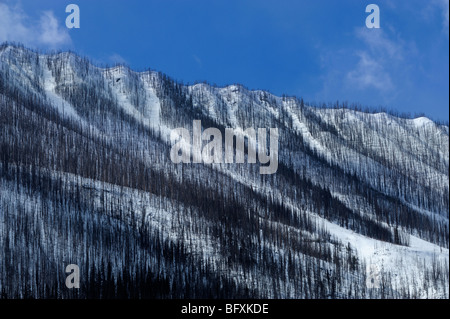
[42,57,85,123]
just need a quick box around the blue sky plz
[1,0,449,121]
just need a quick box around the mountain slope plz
[0,43,448,298]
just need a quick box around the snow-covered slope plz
[0,44,448,299]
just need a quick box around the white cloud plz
[424,0,449,35]
[108,53,128,65]
[347,51,394,92]
[39,11,71,47]
[193,54,202,68]
[0,2,71,48]
[436,0,449,32]
[355,27,403,60]
[345,28,405,92]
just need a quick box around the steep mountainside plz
[0,44,448,298]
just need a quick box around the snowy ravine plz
[0,43,448,299]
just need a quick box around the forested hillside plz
[0,43,448,298]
